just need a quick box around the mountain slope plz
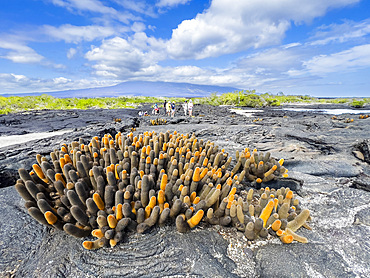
[2,81,242,98]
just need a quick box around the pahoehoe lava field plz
[0,103,369,278]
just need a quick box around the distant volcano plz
[2,81,242,98]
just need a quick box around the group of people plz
[152,99,193,117]
[182,100,193,117]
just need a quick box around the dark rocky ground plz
[0,103,370,277]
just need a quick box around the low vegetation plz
[0,94,185,114]
[0,91,369,114]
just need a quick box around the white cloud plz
[85,35,166,77]
[0,41,44,63]
[49,0,139,24]
[310,19,370,46]
[131,22,146,33]
[0,72,118,94]
[166,0,360,59]
[112,0,156,17]
[303,44,370,74]
[284,43,302,49]
[53,77,71,84]
[67,48,77,59]
[237,48,303,73]
[43,24,118,43]
[156,0,191,8]
[172,66,205,76]
[86,37,149,71]
[51,0,117,14]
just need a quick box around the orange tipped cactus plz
[148,196,157,209]
[107,215,117,229]
[190,191,196,203]
[200,168,208,179]
[116,204,123,220]
[192,167,201,182]
[187,210,204,228]
[55,173,66,186]
[83,239,104,250]
[93,193,105,210]
[160,174,168,191]
[158,190,165,204]
[92,229,104,238]
[145,206,151,219]
[259,200,274,227]
[14,131,307,251]
[64,154,72,164]
[280,234,294,244]
[271,219,281,231]
[193,196,200,204]
[32,164,48,183]
[44,211,58,225]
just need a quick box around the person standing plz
[166,101,171,116]
[163,100,167,115]
[183,100,188,116]
[188,99,193,117]
[153,103,159,115]
[171,101,176,117]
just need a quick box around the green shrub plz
[266,98,281,106]
[238,93,263,107]
[350,100,365,108]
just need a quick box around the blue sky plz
[0,0,369,97]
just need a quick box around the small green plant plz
[350,100,365,108]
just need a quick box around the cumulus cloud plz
[86,37,149,72]
[166,0,360,59]
[85,35,166,77]
[53,77,71,84]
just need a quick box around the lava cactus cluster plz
[14,130,310,250]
